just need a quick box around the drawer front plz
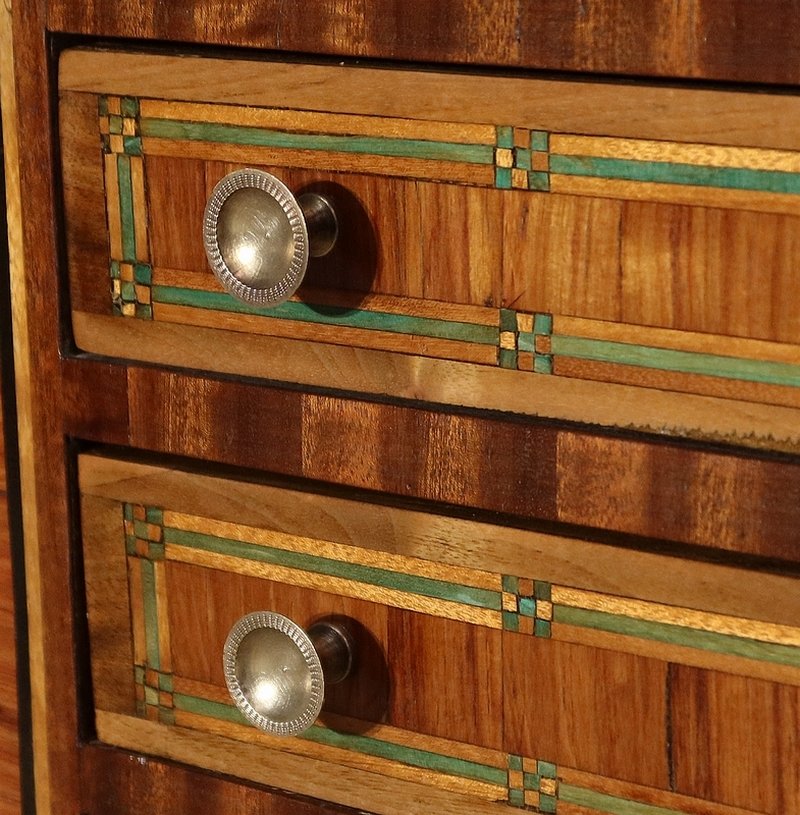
[80,454,800,815]
[60,49,800,450]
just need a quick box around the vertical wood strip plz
[130,154,149,263]
[154,560,171,673]
[127,556,146,668]
[103,152,122,260]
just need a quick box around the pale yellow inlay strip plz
[551,134,800,173]
[103,153,123,259]
[553,315,800,366]
[166,544,502,629]
[96,711,506,815]
[130,155,149,262]
[163,510,500,591]
[141,137,495,186]
[153,301,499,366]
[139,98,497,145]
[552,586,800,647]
[153,561,172,673]
[127,557,147,668]
[549,175,800,216]
[174,710,507,802]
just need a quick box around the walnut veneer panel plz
[48,1,800,86]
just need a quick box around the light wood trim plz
[551,624,800,688]
[165,543,502,629]
[139,99,497,145]
[164,509,500,590]
[1,5,50,813]
[78,455,800,629]
[59,50,800,151]
[172,710,505,802]
[140,137,495,186]
[551,135,800,172]
[552,586,800,647]
[550,174,800,216]
[553,316,800,365]
[96,712,508,815]
[152,302,499,366]
[558,766,764,815]
[71,312,800,453]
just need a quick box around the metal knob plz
[203,169,338,306]
[223,612,353,736]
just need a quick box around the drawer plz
[79,453,800,815]
[60,49,800,450]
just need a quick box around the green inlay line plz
[145,506,162,524]
[515,149,532,170]
[496,126,514,149]
[508,789,525,806]
[518,333,535,353]
[508,754,523,771]
[530,131,549,152]
[533,314,553,336]
[175,693,246,724]
[302,722,508,786]
[499,349,517,369]
[140,118,495,165]
[555,606,800,669]
[116,154,136,262]
[528,170,550,190]
[151,286,500,346]
[552,334,800,388]
[550,154,800,195]
[523,772,540,790]
[502,574,519,593]
[495,167,512,189]
[163,526,501,611]
[540,795,557,814]
[140,558,160,670]
[560,784,687,815]
[175,692,507,786]
[519,597,536,617]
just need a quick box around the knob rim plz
[223,611,324,737]
[203,168,309,307]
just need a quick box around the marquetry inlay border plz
[116,497,800,814]
[93,93,800,412]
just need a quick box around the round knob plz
[223,612,353,736]
[203,169,338,307]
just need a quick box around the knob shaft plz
[203,169,337,307]
[223,611,352,736]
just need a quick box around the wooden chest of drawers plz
[4,3,800,815]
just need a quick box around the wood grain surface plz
[49,2,800,85]
[671,667,800,813]
[60,361,798,566]
[11,2,800,813]
[79,744,369,815]
[79,454,800,814]
[0,369,20,815]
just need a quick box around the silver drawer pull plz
[203,169,337,307]
[223,611,353,736]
